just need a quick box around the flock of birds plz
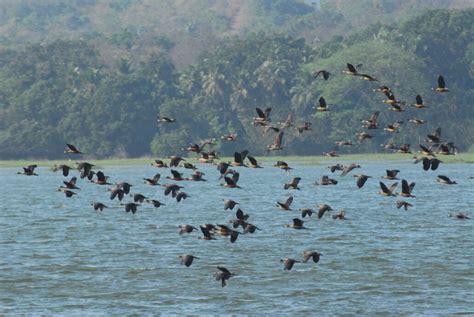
[16,63,472,287]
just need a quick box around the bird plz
[313,69,330,80]
[432,75,449,92]
[299,208,314,218]
[409,118,427,125]
[178,254,199,267]
[176,191,190,202]
[223,199,239,210]
[358,74,378,81]
[449,213,470,220]
[276,196,293,210]
[151,159,168,168]
[302,251,322,263]
[378,181,397,197]
[221,133,238,141]
[168,156,185,168]
[131,193,147,203]
[109,186,124,201]
[413,156,442,171]
[52,164,72,176]
[213,267,235,287]
[361,111,380,129]
[61,176,80,190]
[281,258,300,270]
[284,177,301,190]
[426,128,442,144]
[122,203,140,214]
[222,173,241,188]
[76,162,94,179]
[157,116,176,123]
[90,171,111,185]
[437,175,457,185]
[232,150,249,167]
[17,165,38,176]
[199,225,216,240]
[314,175,338,186]
[274,161,292,172]
[396,201,413,211]
[267,131,284,151]
[317,204,333,219]
[162,184,184,197]
[91,202,108,211]
[247,155,262,168]
[146,199,165,208]
[57,188,76,197]
[354,174,371,188]
[314,96,329,112]
[144,173,161,185]
[342,63,362,75]
[328,164,343,173]
[412,94,426,108]
[64,143,83,154]
[340,163,361,177]
[178,224,197,235]
[332,210,347,220]
[166,169,184,181]
[284,218,306,229]
[400,179,416,197]
[253,107,272,125]
[382,170,400,180]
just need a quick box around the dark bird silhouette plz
[276,196,293,210]
[179,224,197,235]
[414,157,442,171]
[61,176,80,190]
[166,169,184,181]
[122,203,140,214]
[76,162,94,179]
[52,164,72,176]
[146,199,166,208]
[400,179,416,197]
[144,173,161,185]
[158,116,176,123]
[396,201,413,211]
[109,186,124,201]
[437,175,457,185]
[313,69,330,80]
[253,107,272,125]
[57,188,76,197]
[17,165,38,176]
[317,204,333,219]
[223,199,239,210]
[92,202,108,211]
[284,218,306,229]
[151,159,168,168]
[281,258,300,270]
[232,150,249,167]
[340,163,361,176]
[302,251,322,263]
[178,254,199,267]
[275,161,292,172]
[162,184,184,197]
[379,181,398,197]
[432,75,449,92]
[314,96,329,112]
[298,208,313,218]
[247,155,262,168]
[64,143,83,154]
[91,171,111,185]
[168,156,185,168]
[213,267,235,287]
[382,170,400,180]
[314,175,337,186]
[332,210,347,220]
[412,94,426,109]
[284,177,301,190]
[449,213,470,220]
[342,63,362,75]
[267,131,284,151]
[199,225,216,240]
[354,174,371,188]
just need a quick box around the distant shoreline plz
[1,153,473,168]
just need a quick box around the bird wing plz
[217,267,232,275]
[171,169,182,179]
[285,196,293,207]
[401,179,409,194]
[255,107,265,119]
[380,181,390,194]
[234,152,242,164]
[389,182,398,193]
[319,97,327,108]
[293,218,303,226]
[247,155,258,166]
[224,176,236,186]
[236,208,245,220]
[347,63,356,73]
[437,175,450,182]
[438,75,446,88]
[415,94,423,104]
[275,131,284,147]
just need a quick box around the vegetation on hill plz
[0,3,472,159]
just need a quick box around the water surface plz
[0,161,473,315]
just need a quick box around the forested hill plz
[0,7,473,159]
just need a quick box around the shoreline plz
[1,153,473,168]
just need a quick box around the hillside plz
[0,4,473,159]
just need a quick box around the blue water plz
[0,160,473,315]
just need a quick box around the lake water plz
[0,160,473,315]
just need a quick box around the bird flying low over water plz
[432,75,449,92]
[213,267,235,287]
[17,165,38,176]
[379,181,397,197]
[281,258,299,270]
[276,196,293,210]
[178,254,199,267]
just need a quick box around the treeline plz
[0,9,473,159]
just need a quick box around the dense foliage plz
[0,7,473,159]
